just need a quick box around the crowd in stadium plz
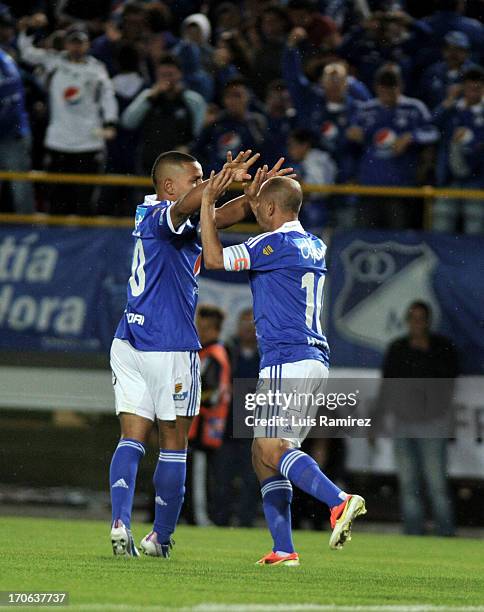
[0,0,483,232]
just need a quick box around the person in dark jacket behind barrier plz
[381,300,458,537]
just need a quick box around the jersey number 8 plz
[301,272,324,334]
[129,239,146,296]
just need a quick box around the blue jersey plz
[419,11,484,64]
[350,96,438,186]
[433,99,484,188]
[419,60,473,110]
[115,196,202,351]
[192,110,266,170]
[0,50,29,139]
[223,221,329,369]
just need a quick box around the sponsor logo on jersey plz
[217,131,242,156]
[262,245,274,256]
[193,253,202,276]
[63,86,82,104]
[173,391,188,401]
[333,240,440,351]
[127,312,145,325]
[374,128,397,149]
[295,238,326,262]
[321,121,338,140]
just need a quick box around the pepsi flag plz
[326,230,484,374]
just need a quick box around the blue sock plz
[110,438,145,528]
[278,449,346,508]
[261,476,295,554]
[153,449,187,544]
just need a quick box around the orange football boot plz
[256,551,300,566]
[329,494,367,550]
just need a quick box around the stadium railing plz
[0,170,483,230]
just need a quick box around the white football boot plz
[140,531,174,558]
[110,519,139,557]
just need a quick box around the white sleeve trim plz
[166,204,190,235]
[223,244,251,271]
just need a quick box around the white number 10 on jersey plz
[129,239,146,296]
[301,272,324,334]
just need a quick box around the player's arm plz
[200,168,236,268]
[202,166,267,270]
[214,158,295,229]
[169,150,259,231]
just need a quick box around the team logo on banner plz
[333,240,440,351]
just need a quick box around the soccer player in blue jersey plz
[200,167,366,566]
[109,150,293,558]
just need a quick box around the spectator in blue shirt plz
[339,11,431,91]
[211,31,251,104]
[192,78,266,171]
[347,64,438,228]
[418,0,484,66]
[432,66,484,235]
[419,31,473,110]
[282,30,367,184]
[261,79,297,168]
[0,48,34,212]
[91,3,150,77]
[283,26,370,104]
[249,6,291,100]
[287,127,337,230]
[0,5,16,56]
[101,43,145,216]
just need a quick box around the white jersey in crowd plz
[18,32,118,153]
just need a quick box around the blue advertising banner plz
[1,224,483,375]
[326,230,484,374]
[0,225,253,354]
[0,226,132,352]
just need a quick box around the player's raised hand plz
[224,150,261,182]
[244,165,268,201]
[266,157,297,179]
[202,168,234,207]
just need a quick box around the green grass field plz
[0,517,483,611]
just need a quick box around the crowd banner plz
[0,225,131,352]
[0,225,253,352]
[327,230,484,374]
[1,225,483,376]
